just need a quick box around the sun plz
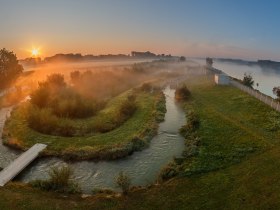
[31,48,39,57]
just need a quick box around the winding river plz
[0,86,186,193]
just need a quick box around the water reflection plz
[192,58,280,98]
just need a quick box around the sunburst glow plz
[31,48,39,57]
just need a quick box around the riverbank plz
[2,89,166,161]
[2,77,280,209]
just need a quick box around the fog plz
[191,58,280,98]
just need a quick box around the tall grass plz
[30,166,80,194]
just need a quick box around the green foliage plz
[115,171,131,195]
[92,188,115,195]
[27,105,76,137]
[30,166,80,194]
[140,83,152,92]
[159,162,178,181]
[179,56,186,62]
[0,48,23,89]
[273,86,280,99]
[175,85,191,101]
[30,85,50,108]
[4,78,280,210]
[70,70,80,85]
[30,74,97,119]
[4,90,164,160]
[206,57,213,67]
[51,89,97,118]
[242,73,254,88]
[178,83,273,176]
[180,110,199,135]
[119,98,137,117]
[155,92,166,122]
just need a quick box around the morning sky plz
[1,0,279,60]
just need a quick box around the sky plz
[1,0,280,60]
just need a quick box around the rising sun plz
[31,48,39,57]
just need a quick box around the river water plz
[0,86,186,193]
[192,58,280,98]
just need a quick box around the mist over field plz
[2,0,280,209]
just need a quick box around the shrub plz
[27,106,58,134]
[180,110,199,136]
[119,99,137,117]
[159,163,178,181]
[175,85,191,101]
[115,171,131,195]
[52,92,96,118]
[30,73,97,119]
[242,73,254,88]
[30,166,80,194]
[92,188,115,195]
[48,166,72,187]
[70,70,80,85]
[131,136,147,151]
[273,86,280,100]
[140,83,152,92]
[27,105,76,137]
[30,86,50,108]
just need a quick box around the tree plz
[242,73,254,88]
[273,86,280,99]
[179,56,186,62]
[0,48,23,89]
[70,70,80,85]
[43,73,66,89]
[206,57,213,67]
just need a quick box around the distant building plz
[215,73,230,85]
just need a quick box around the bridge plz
[0,143,47,186]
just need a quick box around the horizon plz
[1,0,280,61]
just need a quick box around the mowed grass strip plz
[181,80,280,175]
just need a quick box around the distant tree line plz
[20,51,178,66]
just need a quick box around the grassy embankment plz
[3,88,166,160]
[2,78,280,209]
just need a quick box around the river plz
[0,86,186,193]
[191,58,280,98]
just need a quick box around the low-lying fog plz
[192,58,280,98]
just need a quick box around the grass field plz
[3,89,166,160]
[1,78,280,209]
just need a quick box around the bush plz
[30,86,50,108]
[51,91,96,118]
[140,83,152,92]
[30,166,80,194]
[115,171,131,195]
[30,74,97,119]
[27,106,59,134]
[242,73,254,88]
[27,105,76,137]
[119,99,137,117]
[175,85,191,101]
[159,163,178,181]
